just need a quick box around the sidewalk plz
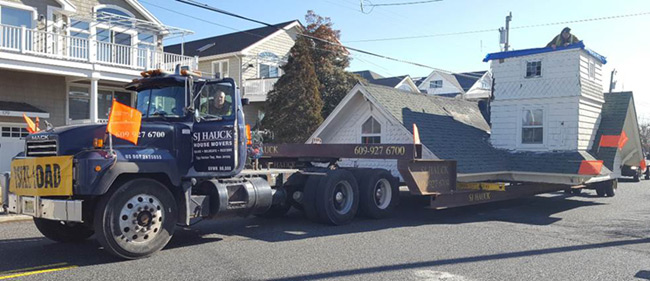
[0,207,31,223]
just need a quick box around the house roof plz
[164,20,298,57]
[453,71,486,92]
[358,84,620,176]
[353,70,384,82]
[0,101,47,113]
[372,76,408,88]
[590,92,635,171]
[483,41,607,64]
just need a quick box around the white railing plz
[0,24,197,72]
[243,77,279,101]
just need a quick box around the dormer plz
[484,42,607,152]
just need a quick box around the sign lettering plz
[10,156,73,196]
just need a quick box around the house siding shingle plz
[68,0,148,20]
[0,70,67,126]
[4,0,60,16]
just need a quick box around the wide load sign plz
[9,156,73,196]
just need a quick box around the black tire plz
[257,200,292,218]
[595,186,606,197]
[570,188,582,195]
[33,218,94,243]
[633,174,640,182]
[301,175,322,222]
[314,170,359,225]
[94,178,177,259]
[645,168,650,180]
[604,180,617,197]
[355,169,399,219]
[563,188,572,194]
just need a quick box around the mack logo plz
[193,130,232,142]
[30,135,49,140]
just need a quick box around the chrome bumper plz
[1,172,83,222]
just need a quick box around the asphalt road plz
[1,179,649,281]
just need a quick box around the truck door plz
[191,80,238,174]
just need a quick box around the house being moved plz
[309,42,643,186]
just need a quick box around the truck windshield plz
[136,86,186,118]
[196,82,235,120]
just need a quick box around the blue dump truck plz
[1,67,615,259]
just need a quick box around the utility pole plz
[609,69,617,93]
[504,12,512,51]
[499,12,513,51]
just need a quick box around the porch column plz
[90,78,99,123]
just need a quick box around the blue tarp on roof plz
[483,41,607,64]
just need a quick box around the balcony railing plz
[243,77,279,102]
[0,24,196,72]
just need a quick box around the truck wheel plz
[645,168,650,180]
[604,180,617,197]
[257,201,292,218]
[633,174,640,182]
[570,188,582,195]
[33,218,94,243]
[94,179,177,259]
[595,186,605,197]
[301,176,322,222]
[356,169,399,219]
[315,170,359,225]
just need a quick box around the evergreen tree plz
[304,11,360,119]
[262,36,323,143]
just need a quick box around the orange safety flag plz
[22,113,38,134]
[599,131,628,149]
[413,123,421,145]
[106,99,142,145]
[578,160,603,175]
[245,124,252,145]
[641,158,647,171]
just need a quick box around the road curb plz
[0,214,32,223]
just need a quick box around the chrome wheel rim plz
[373,178,392,209]
[117,194,164,244]
[333,181,353,215]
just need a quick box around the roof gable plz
[164,21,299,57]
[353,70,384,82]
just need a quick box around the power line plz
[173,0,454,73]
[364,0,443,7]
[346,11,650,43]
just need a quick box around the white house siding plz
[490,96,580,151]
[419,72,460,95]
[198,56,240,82]
[577,96,602,150]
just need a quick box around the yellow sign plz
[9,156,73,196]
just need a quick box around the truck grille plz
[26,139,58,157]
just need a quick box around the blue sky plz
[142,0,650,120]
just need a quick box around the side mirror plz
[241,98,250,105]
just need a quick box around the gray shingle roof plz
[453,71,486,92]
[372,76,407,88]
[360,84,624,176]
[164,21,298,57]
[590,92,634,170]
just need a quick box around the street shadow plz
[266,237,650,281]
[181,190,604,244]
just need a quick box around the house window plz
[69,19,90,59]
[98,90,131,119]
[361,116,381,144]
[259,52,280,78]
[429,80,443,89]
[0,5,33,27]
[588,59,596,79]
[526,61,542,78]
[1,126,28,138]
[69,86,90,121]
[522,108,543,144]
[212,60,229,78]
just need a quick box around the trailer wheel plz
[94,178,177,259]
[301,175,322,222]
[33,218,94,243]
[595,186,605,197]
[604,180,617,197]
[570,188,582,195]
[315,170,359,225]
[633,174,640,182]
[645,168,650,180]
[356,169,399,219]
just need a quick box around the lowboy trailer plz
[0,67,609,259]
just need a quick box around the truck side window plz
[197,84,234,119]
